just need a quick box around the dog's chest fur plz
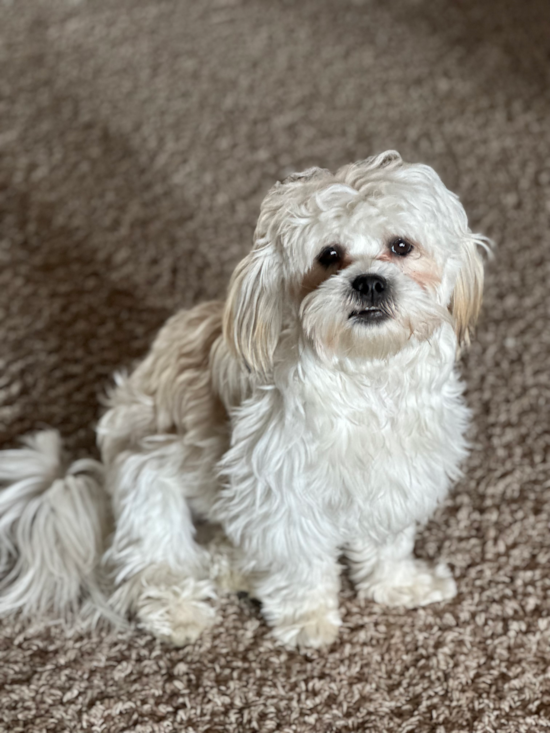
[219,324,469,547]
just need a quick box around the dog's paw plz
[357,560,456,608]
[136,578,216,646]
[271,607,341,649]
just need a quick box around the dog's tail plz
[0,430,112,621]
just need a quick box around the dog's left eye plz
[390,238,413,257]
[317,244,343,268]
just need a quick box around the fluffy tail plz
[0,430,111,621]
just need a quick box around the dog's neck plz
[273,321,459,397]
[212,318,459,415]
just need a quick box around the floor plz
[1,0,550,731]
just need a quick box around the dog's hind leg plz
[96,306,230,645]
[103,437,217,645]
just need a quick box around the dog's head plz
[224,152,489,375]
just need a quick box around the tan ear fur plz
[223,168,326,376]
[223,246,283,377]
[450,235,489,348]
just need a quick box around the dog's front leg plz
[346,525,456,608]
[251,553,342,649]
[219,393,343,648]
[219,477,342,647]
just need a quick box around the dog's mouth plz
[349,308,389,324]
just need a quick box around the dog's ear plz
[223,243,283,377]
[450,234,491,348]
[224,167,332,375]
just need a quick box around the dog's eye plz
[317,244,344,268]
[390,238,413,257]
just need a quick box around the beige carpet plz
[1,0,550,731]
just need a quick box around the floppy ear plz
[450,234,491,348]
[223,167,332,375]
[223,244,283,377]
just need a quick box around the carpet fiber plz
[1,1,550,731]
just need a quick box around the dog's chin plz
[303,306,444,364]
[303,313,403,363]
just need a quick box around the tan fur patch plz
[378,243,441,292]
[407,261,442,291]
[450,243,484,348]
[299,254,352,301]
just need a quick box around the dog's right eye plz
[317,244,343,268]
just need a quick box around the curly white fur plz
[0,152,489,648]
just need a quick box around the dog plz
[0,151,489,648]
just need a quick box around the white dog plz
[0,152,489,648]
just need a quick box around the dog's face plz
[224,152,488,374]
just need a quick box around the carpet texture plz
[1,0,550,731]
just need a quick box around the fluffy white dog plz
[0,152,489,648]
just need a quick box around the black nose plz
[351,274,388,305]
